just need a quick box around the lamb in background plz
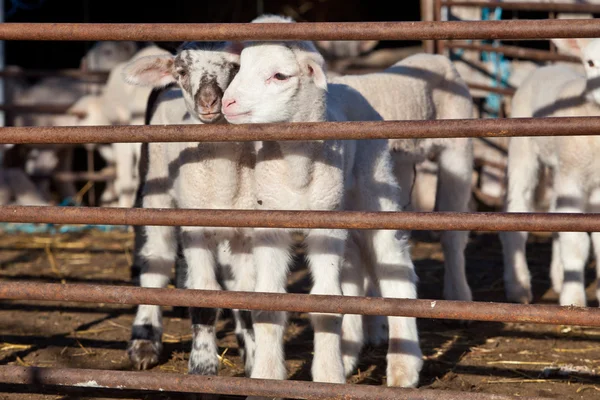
[6,41,140,205]
[499,37,600,307]
[121,41,258,381]
[221,14,422,391]
[81,44,173,208]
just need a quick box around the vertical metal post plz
[86,147,95,206]
[0,0,5,128]
[421,0,435,53]
[434,0,445,54]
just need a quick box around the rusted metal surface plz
[0,366,551,400]
[446,41,580,63]
[467,82,516,96]
[0,116,597,144]
[0,206,599,232]
[0,68,109,82]
[0,20,599,41]
[2,281,600,327]
[443,0,600,13]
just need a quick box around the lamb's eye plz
[589,60,596,68]
[273,73,289,81]
[177,69,187,78]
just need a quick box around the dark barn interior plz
[4,0,424,71]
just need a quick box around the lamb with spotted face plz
[121,41,258,387]
[124,41,241,124]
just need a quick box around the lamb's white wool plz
[122,41,257,379]
[222,17,422,391]
[500,37,600,307]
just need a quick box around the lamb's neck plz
[288,84,327,124]
[274,87,327,189]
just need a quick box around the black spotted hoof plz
[127,339,161,370]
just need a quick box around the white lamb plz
[121,41,258,380]
[221,14,422,391]
[499,37,600,307]
[92,44,172,208]
[328,51,475,306]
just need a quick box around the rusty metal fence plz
[0,17,599,400]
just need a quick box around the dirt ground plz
[0,228,599,399]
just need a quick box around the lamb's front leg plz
[128,223,176,370]
[554,179,589,307]
[180,227,222,377]
[248,228,292,397]
[435,142,473,302]
[304,228,346,384]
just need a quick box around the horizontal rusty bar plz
[2,282,600,327]
[0,116,597,144]
[0,366,550,400]
[0,20,599,41]
[0,206,597,232]
[447,41,580,63]
[467,82,516,96]
[443,1,600,14]
[0,68,109,82]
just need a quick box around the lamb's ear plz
[122,54,176,88]
[303,53,327,91]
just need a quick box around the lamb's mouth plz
[198,112,223,123]
[223,111,251,121]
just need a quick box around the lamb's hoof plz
[505,285,533,305]
[127,339,161,370]
[560,286,586,307]
[386,353,423,388]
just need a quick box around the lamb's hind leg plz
[127,200,176,370]
[180,227,222,377]
[499,137,540,304]
[340,230,366,377]
[227,234,257,377]
[435,140,473,301]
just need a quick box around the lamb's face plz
[174,43,241,123]
[222,44,302,124]
[583,38,600,105]
[122,41,241,124]
[222,43,327,124]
